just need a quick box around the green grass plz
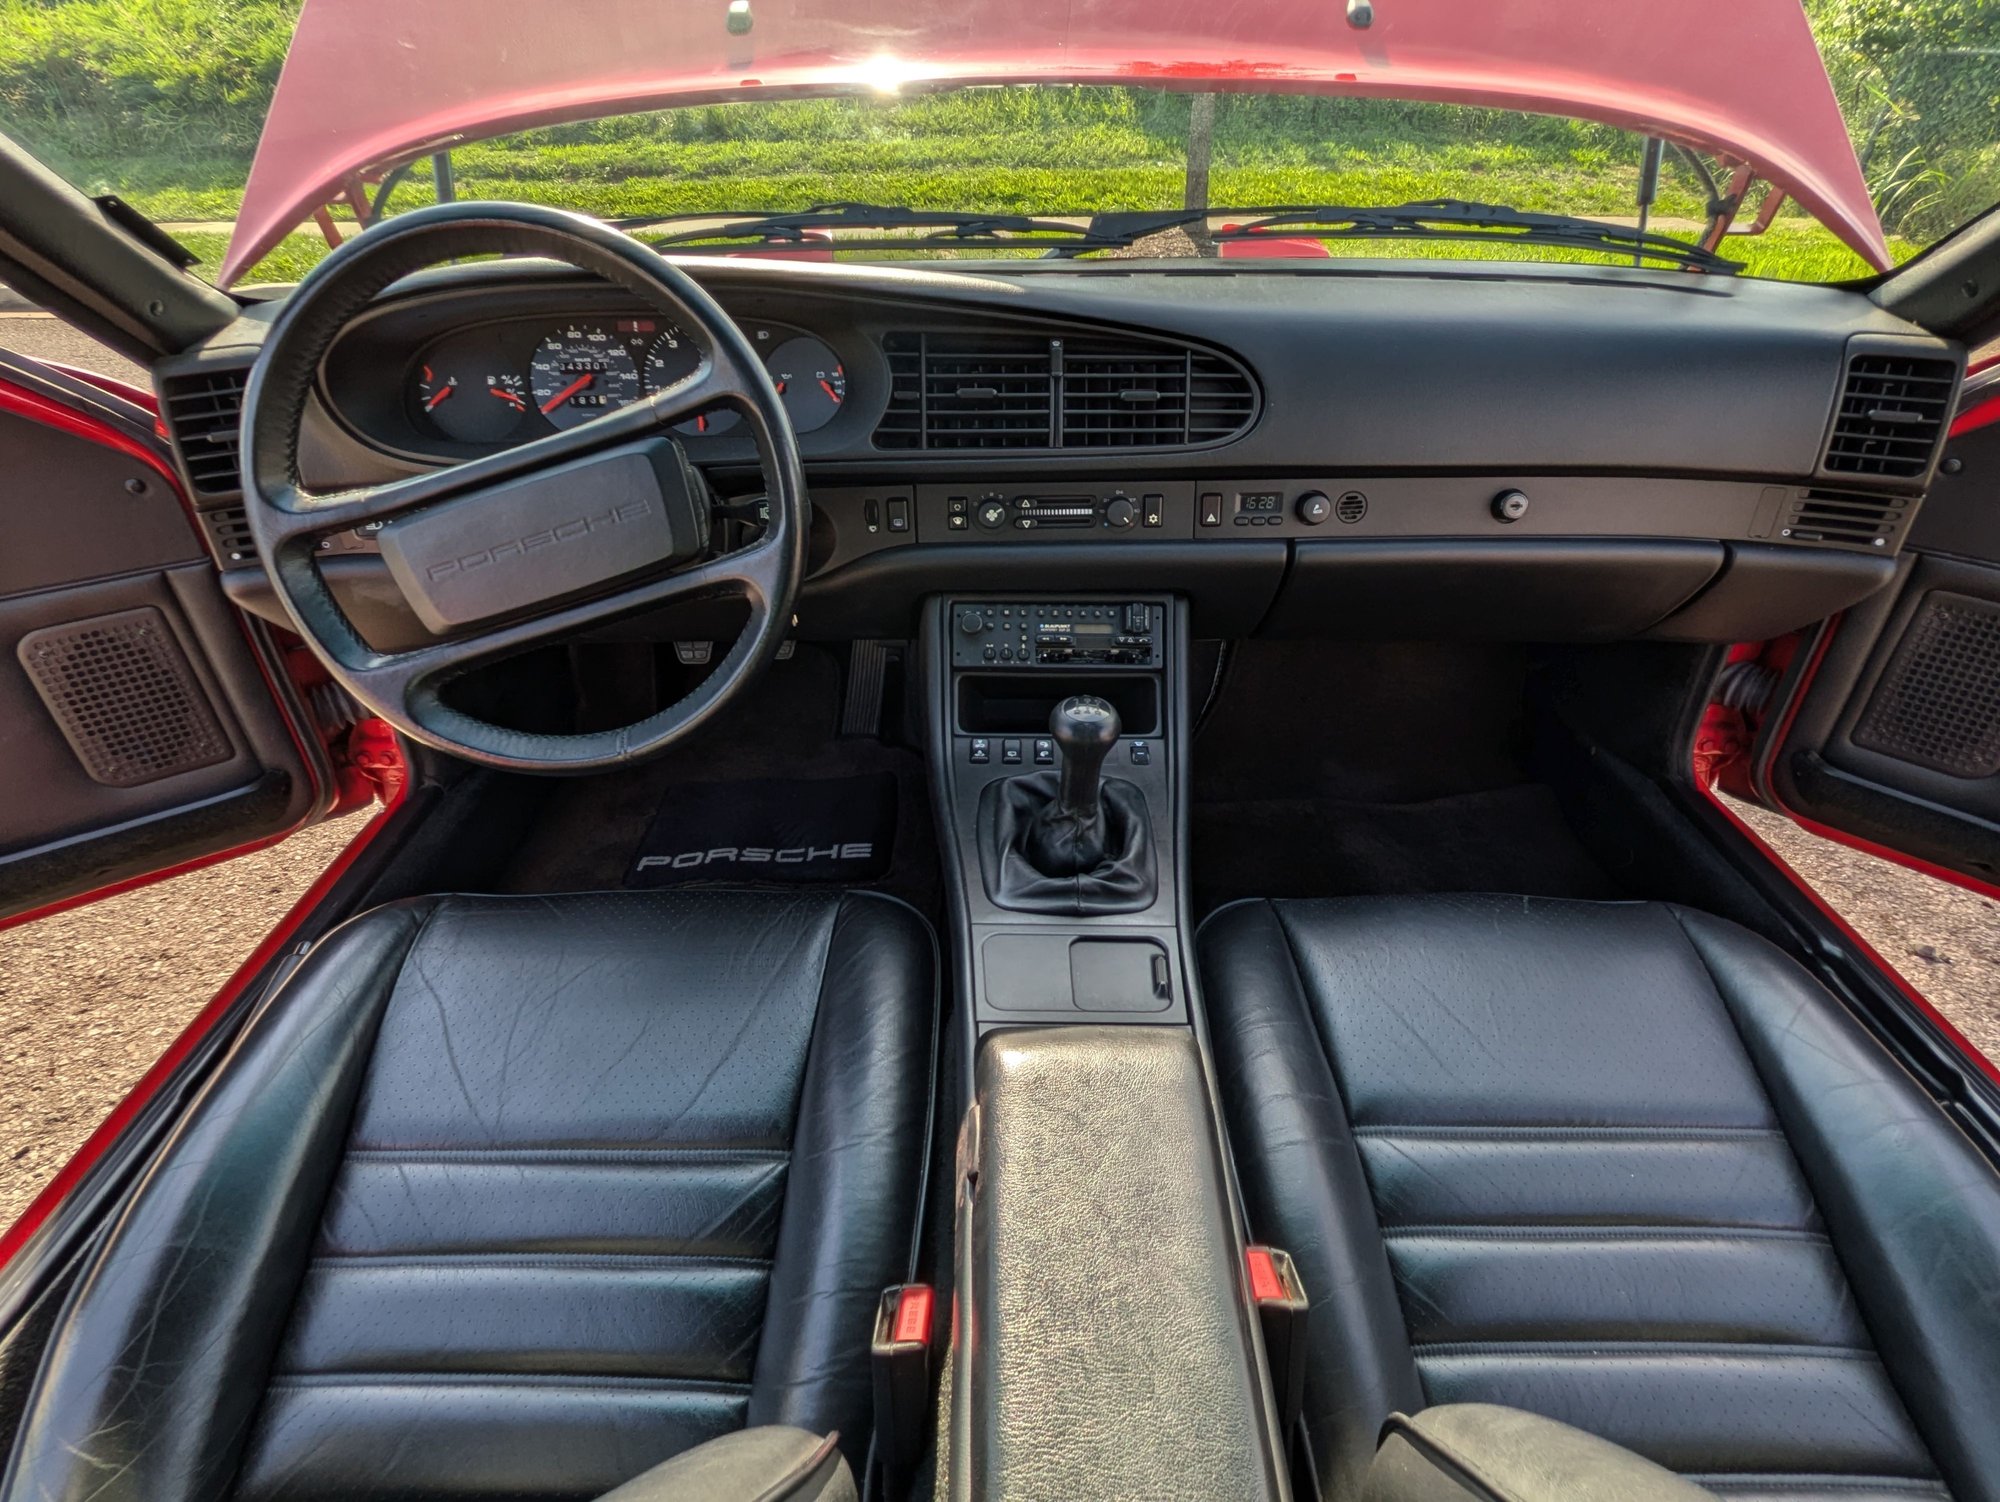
[175,215,1915,291]
[9,88,1922,285]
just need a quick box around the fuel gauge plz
[415,356,531,444]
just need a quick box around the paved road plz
[0,310,149,387]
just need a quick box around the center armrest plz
[948,1025,1286,1502]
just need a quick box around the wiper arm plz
[1194,199,1742,273]
[615,201,1172,253]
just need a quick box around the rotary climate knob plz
[1104,496,1137,528]
[958,609,986,636]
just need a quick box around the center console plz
[924,592,1188,1028]
[923,590,1292,1500]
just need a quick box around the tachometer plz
[530,324,641,429]
[414,357,530,444]
[765,336,845,434]
[643,325,740,435]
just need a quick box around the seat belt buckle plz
[1246,1246,1309,1437]
[872,1283,935,1493]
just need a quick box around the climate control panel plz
[951,600,1162,669]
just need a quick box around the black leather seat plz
[4,889,936,1502]
[1200,895,2000,1502]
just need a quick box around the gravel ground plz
[0,815,368,1228]
[1724,797,2000,1062]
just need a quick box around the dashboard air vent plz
[876,330,1255,451]
[205,506,257,567]
[877,332,1053,450]
[1822,353,1956,480]
[1784,489,1912,548]
[159,366,251,497]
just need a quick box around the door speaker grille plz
[17,607,232,787]
[1854,591,2000,779]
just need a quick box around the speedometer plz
[530,324,640,429]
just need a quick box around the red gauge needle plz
[539,373,594,414]
[818,378,842,404]
[424,384,454,411]
[773,379,787,395]
[490,388,527,411]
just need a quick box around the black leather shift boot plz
[977,770,1157,915]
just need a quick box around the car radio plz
[950,600,1161,668]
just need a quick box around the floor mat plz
[1192,784,1619,917]
[500,647,941,918]
[626,771,896,887]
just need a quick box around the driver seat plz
[1,890,936,1502]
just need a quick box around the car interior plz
[2,141,2000,1502]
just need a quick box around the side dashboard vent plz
[1784,489,1912,549]
[876,330,1255,451]
[206,506,257,567]
[1822,353,1956,480]
[159,366,250,497]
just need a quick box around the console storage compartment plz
[946,1026,1285,1501]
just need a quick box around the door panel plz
[0,361,330,922]
[1764,399,2000,887]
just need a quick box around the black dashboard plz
[156,254,1966,650]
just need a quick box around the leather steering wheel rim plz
[239,201,807,773]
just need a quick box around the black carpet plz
[1190,640,1618,914]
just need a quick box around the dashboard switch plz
[1296,491,1333,526]
[1105,496,1137,529]
[886,497,911,532]
[1199,493,1224,528]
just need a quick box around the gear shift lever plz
[978,690,1155,914]
[1050,695,1120,823]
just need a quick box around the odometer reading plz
[530,324,641,428]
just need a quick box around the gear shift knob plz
[1050,694,1120,822]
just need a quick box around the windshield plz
[0,0,1993,286]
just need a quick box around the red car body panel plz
[225,0,1888,282]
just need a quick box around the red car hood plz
[225,0,1887,284]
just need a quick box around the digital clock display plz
[1236,492,1282,514]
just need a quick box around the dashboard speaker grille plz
[875,329,1255,451]
[1822,353,1956,480]
[1854,591,2000,780]
[159,366,251,497]
[17,607,232,787]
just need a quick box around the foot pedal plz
[841,639,900,737]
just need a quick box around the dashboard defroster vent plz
[1821,352,1956,480]
[1784,489,1912,549]
[876,329,1255,452]
[159,366,251,497]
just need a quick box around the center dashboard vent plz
[875,330,1256,451]
[159,365,251,497]
[1821,351,1957,481]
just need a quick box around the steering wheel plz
[239,202,807,773]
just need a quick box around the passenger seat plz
[1199,895,2000,1502]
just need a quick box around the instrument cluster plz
[406,315,846,447]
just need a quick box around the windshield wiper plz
[1184,199,1742,273]
[614,202,1176,254]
